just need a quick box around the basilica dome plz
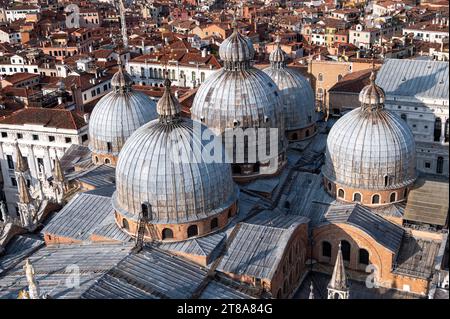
[88,59,157,166]
[323,71,416,206]
[191,24,286,180]
[113,79,238,242]
[263,37,316,141]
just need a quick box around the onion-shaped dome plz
[88,59,157,160]
[263,37,316,133]
[191,25,286,177]
[324,71,416,192]
[113,79,238,230]
[219,26,255,70]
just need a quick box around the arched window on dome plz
[210,217,219,230]
[228,208,233,218]
[327,182,332,192]
[372,194,380,204]
[95,156,99,163]
[384,175,389,187]
[390,192,397,203]
[338,188,345,199]
[187,225,198,238]
[340,240,351,262]
[104,158,110,165]
[337,74,343,81]
[322,241,332,258]
[162,228,173,240]
[291,133,298,140]
[305,129,310,137]
[141,202,151,219]
[353,192,362,202]
[122,218,129,230]
[358,249,369,265]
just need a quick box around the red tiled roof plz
[0,107,87,130]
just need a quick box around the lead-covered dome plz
[88,59,157,165]
[323,71,416,204]
[263,37,316,140]
[191,25,286,180]
[113,79,238,241]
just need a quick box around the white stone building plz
[376,59,449,177]
[0,108,88,214]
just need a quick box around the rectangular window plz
[7,155,14,169]
[37,158,44,172]
[1,132,7,138]
[425,162,431,169]
[81,134,88,142]
[17,133,23,139]
[65,137,72,143]
[48,135,55,142]
[32,134,39,141]
[11,177,17,187]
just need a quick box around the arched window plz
[122,218,129,230]
[384,175,389,187]
[338,188,345,199]
[322,241,332,258]
[291,133,298,140]
[372,194,380,204]
[390,192,397,203]
[337,74,343,81]
[95,156,99,163]
[353,192,362,202]
[305,129,310,137]
[187,225,198,238]
[210,217,218,230]
[104,158,110,164]
[359,248,369,265]
[162,228,173,240]
[340,240,351,262]
[434,117,442,142]
[437,156,444,174]
[328,182,332,191]
[228,208,233,218]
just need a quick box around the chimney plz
[201,48,207,58]
[83,113,90,123]
[356,50,360,59]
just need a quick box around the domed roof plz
[88,60,157,156]
[191,27,286,162]
[324,71,416,190]
[219,22,254,69]
[263,37,315,131]
[113,80,238,224]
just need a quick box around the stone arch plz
[162,228,173,240]
[210,217,219,230]
[389,192,397,203]
[372,194,380,204]
[353,192,362,202]
[187,224,198,238]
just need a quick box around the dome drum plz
[114,199,238,242]
[323,176,410,207]
[286,123,317,141]
[323,70,417,205]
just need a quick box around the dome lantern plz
[358,70,385,112]
[269,36,287,70]
[156,78,182,124]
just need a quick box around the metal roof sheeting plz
[0,243,132,299]
[376,59,449,100]
[322,204,404,253]
[42,192,116,241]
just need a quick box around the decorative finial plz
[24,259,40,299]
[157,74,181,124]
[18,175,32,204]
[15,141,29,173]
[53,155,65,183]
